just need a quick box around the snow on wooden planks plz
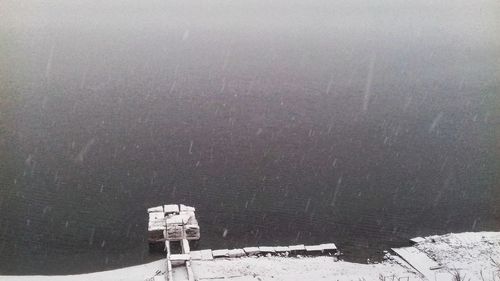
[189,251,202,260]
[212,249,229,258]
[188,243,337,262]
[304,243,337,254]
[179,204,195,212]
[243,247,260,255]
[228,249,245,257]
[274,246,290,253]
[392,247,443,281]
[181,239,190,254]
[148,204,200,243]
[148,206,164,213]
[148,212,165,231]
[289,244,306,254]
[170,254,190,262]
[200,249,213,260]
[164,204,180,214]
[258,246,275,254]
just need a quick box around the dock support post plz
[181,238,194,281]
[181,238,190,254]
[185,260,195,281]
[165,239,173,281]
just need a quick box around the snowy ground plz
[0,257,419,281]
[189,257,418,281]
[1,232,498,281]
[0,260,165,281]
[414,232,500,281]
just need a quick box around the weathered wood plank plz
[181,239,190,254]
[185,260,195,281]
[165,224,184,241]
[165,255,173,281]
[243,247,260,255]
[148,212,166,232]
[164,204,180,214]
[184,225,200,240]
[200,249,213,260]
[320,243,337,251]
[305,245,324,252]
[258,246,275,253]
[190,251,202,260]
[212,249,229,258]
[148,206,164,213]
[180,204,196,212]
[289,244,306,252]
[274,246,290,253]
[228,249,245,257]
[170,254,190,261]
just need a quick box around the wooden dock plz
[148,204,200,281]
[148,204,338,281]
[164,239,194,281]
[188,243,337,260]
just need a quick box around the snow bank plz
[1,231,498,281]
[0,260,165,281]
[415,232,500,280]
[189,256,417,281]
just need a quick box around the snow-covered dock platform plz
[145,205,500,281]
[147,204,201,281]
[148,204,340,281]
[148,204,200,244]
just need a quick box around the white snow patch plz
[415,232,500,280]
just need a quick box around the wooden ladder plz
[164,229,195,281]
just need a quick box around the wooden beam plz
[200,249,213,260]
[228,249,245,258]
[258,246,275,253]
[189,251,202,260]
[170,254,190,261]
[212,249,229,258]
[185,260,195,281]
[181,239,190,254]
[243,247,260,256]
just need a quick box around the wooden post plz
[165,240,173,281]
[181,238,190,254]
[185,260,195,281]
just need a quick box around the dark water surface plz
[1,0,499,274]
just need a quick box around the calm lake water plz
[0,0,499,275]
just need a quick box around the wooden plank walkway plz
[391,247,446,281]
[165,238,194,281]
[164,242,338,281]
[153,204,337,281]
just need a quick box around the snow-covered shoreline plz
[1,231,498,281]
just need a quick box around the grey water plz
[0,0,499,275]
